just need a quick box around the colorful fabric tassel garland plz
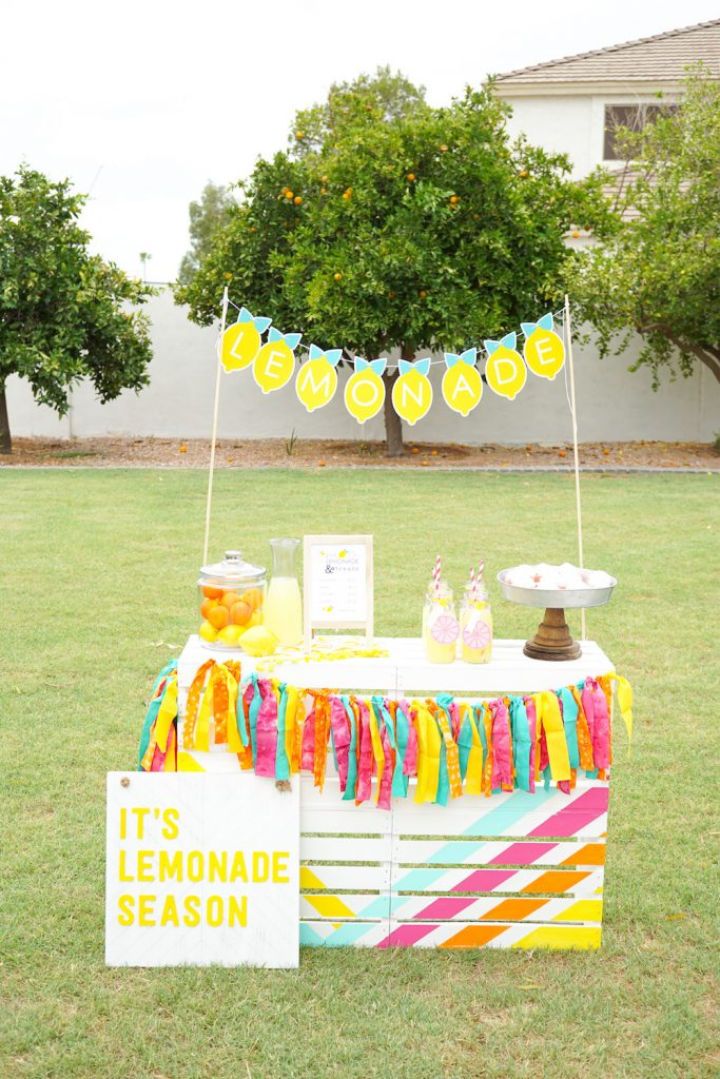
[139,659,632,805]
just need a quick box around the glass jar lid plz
[198,549,266,586]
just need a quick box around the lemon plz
[199,620,217,643]
[216,624,244,646]
[239,626,278,657]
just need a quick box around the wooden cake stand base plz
[523,607,581,661]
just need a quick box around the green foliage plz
[177,181,235,287]
[0,166,153,444]
[176,69,611,360]
[566,68,720,387]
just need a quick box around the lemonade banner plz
[218,304,567,424]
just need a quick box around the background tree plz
[177,182,235,287]
[566,68,720,388]
[176,69,611,455]
[0,167,153,453]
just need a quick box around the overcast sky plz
[2,0,717,282]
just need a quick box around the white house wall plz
[6,290,718,445]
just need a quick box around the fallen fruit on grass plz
[199,621,217,643]
[239,626,278,657]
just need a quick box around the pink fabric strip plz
[402,702,418,777]
[356,699,373,804]
[377,722,393,811]
[524,696,537,794]
[254,679,278,778]
[528,786,609,837]
[590,681,611,769]
[329,696,351,793]
[490,699,513,789]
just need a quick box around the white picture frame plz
[303,534,374,649]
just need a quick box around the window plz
[603,104,678,160]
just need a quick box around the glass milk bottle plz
[422,569,459,664]
[459,563,493,663]
[264,538,303,647]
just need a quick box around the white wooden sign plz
[105,772,299,968]
[303,534,374,648]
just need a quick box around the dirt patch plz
[1,436,718,470]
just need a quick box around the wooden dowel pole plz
[202,286,229,565]
[564,293,586,640]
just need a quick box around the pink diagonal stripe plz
[411,897,476,921]
[488,842,557,866]
[377,923,438,948]
[529,787,609,838]
[451,869,516,893]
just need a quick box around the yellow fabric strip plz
[464,706,483,796]
[367,699,385,804]
[538,690,571,783]
[154,678,178,752]
[285,685,299,771]
[225,672,242,752]
[601,672,634,744]
[414,702,441,804]
[194,672,215,752]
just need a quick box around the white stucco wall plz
[6,289,719,445]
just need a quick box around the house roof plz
[496,18,720,86]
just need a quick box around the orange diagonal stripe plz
[561,843,606,866]
[522,871,589,894]
[440,924,507,948]
[479,898,548,921]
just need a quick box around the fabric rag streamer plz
[139,661,632,807]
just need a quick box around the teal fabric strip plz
[275,682,290,781]
[557,687,579,769]
[434,715,450,806]
[341,696,357,801]
[509,697,531,792]
[475,705,488,774]
[237,681,250,748]
[248,674,261,762]
[392,701,409,798]
[137,660,176,769]
[458,713,474,781]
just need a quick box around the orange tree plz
[176,70,610,455]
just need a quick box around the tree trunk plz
[0,384,11,454]
[383,369,404,457]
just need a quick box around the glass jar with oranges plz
[197,550,267,650]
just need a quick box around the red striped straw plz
[476,561,485,598]
[432,554,441,594]
[469,566,476,599]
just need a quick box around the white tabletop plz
[178,635,613,697]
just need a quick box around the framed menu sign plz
[303,535,374,648]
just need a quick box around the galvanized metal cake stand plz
[497,572,617,661]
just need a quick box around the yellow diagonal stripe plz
[552,900,603,924]
[512,925,602,950]
[300,867,356,918]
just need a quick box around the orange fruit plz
[449,194,460,205]
[208,605,230,630]
[334,272,343,282]
[242,588,263,611]
[230,600,252,626]
[418,289,428,299]
[407,172,416,182]
[294,195,303,205]
[285,189,294,200]
[439,144,448,152]
[220,590,241,609]
[202,585,223,600]
[200,597,217,620]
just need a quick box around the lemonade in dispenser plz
[197,550,267,650]
[422,555,459,664]
[264,537,303,647]
[460,562,493,663]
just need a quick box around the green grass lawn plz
[1,468,719,1079]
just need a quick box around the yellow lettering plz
[119,807,127,840]
[161,808,180,840]
[137,850,154,883]
[137,895,156,927]
[160,894,180,927]
[187,850,204,882]
[206,895,224,927]
[252,851,270,882]
[230,851,248,883]
[183,895,201,927]
[272,851,290,884]
[118,849,133,882]
[208,851,228,883]
[158,850,183,882]
[228,895,248,927]
[117,894,135,926]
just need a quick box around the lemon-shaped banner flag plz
[391,358,433,425]
[521,313,565,380]
[484,332,527,400]
[219,307,271,372]
[344,358,387,424]
[442,348,482,416]
[253,328,302,394]
[296,345,342,412]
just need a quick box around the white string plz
[564,294,587,642]
[203,286,229,565]
[223,296,566,370]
